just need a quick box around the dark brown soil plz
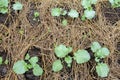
[117,42,120,51]
[101,1,120,25]
[0,48,8,78]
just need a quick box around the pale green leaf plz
[25,54,30,60]
[91,41,101,52]
[62,19,67,26]
[13,60,28,74]
[12,2,23,11]
[54,44,72,58]
[29,56,38,66]
[51,8,62,17]
[52,60,63,72]
[68,9,79,18]
[33,64,43,76]
[95,47,110,58]
[96,63,109,77]
[84,9,96,19]
[74,50,90,64]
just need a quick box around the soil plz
[0,48,8,78]
[0,0,120,80]
[101,1,120,25]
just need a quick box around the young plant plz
[81,0,97,20]
[33,11,40,20]
[91,41,110,77]
[109,0,120,8]
[91,41,110,61]
[52,44,73,72]
[62,19,68,26]
[74,49,90,64]
[12,2,23,11]
[0,0,9,14]
[13,54,43,76]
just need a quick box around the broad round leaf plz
[84,9,96,19]
[29,56,38,66]
[81,0,91,9]
[33,64,43,76]
[95,47,110,58]
[68,9,79,18]
[52,60,63,72]
[12,2,23,11]
[54,44,72,58]
[74,50,90,64]
[91,41,101,52]
[51,8,62,17]
[96,63,109,77]
[13,60,28,74]
[64,56,72,64]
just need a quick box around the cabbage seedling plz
[13,54,43,76]
[74,49,90,64]
[62,19,68,26]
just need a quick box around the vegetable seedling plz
[81,0,97,20]
[33,11,40,21]
[91,41,110,77]
[0,0,9,14]
[13,54,43,76]
[74,49,90,64]
[12,2,23,11]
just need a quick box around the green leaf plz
[0,0,9,14]
[4,59,8,64]
[0,57,3,65]
[33,64,43,76]
[12,2,23,11]
[64,56,72,64]
[65,56,72,67]
[25,54,30,60]
[29,56,38,66]
[109,0,120,8]
[96,63,109,77]
[52,60,63,72]
[34,11,39,18]
[91,41,101,53]
[81,0,91,9]
[51,8,62,17]
[61,10,67,15]
[13,60,28,74]
[95,47,110,58]
[74,50,90,64]
[84,9,96,19]
[54,44,72,58]
[68,9,79,18]
[62,19,67,26]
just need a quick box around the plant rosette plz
[13,54,43,76]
